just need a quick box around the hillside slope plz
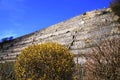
[0,8,120,62]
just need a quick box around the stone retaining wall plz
[0,8,120,62]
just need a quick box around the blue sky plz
[0,0,111,39]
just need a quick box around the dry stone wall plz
[0,8,120,62]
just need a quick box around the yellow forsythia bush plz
[14,42,75,80]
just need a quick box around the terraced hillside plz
[0,8,120,62]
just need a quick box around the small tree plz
[110,0,120,22]
[0,36,13,43]
[84,39,120,80]
[14,42,75,80]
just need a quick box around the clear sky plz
[0,0,112,39]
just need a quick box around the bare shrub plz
[84,38,120,80]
